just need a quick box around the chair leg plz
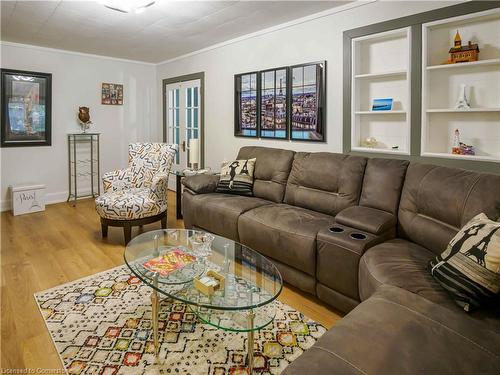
[101,220,108,238]
[124,223,132,245]
[161,214,167,229]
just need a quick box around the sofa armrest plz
[182,174,219,194]
[102,168,133,193]
[335,206,396,235]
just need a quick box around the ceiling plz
[0,1,352,63]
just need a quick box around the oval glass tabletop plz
[124,229,283,313]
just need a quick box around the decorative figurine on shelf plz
[77,106,93,133]
[361,137,378,148]
[452,129,476,156]
[455,83,471,110]
[444,30,479,64]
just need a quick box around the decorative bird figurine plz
[77,106,93,132]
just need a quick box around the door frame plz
[162,72,205,168]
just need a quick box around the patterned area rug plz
[35,266,326,374]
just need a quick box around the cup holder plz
[350,233,367,240]
[329,226,345,233]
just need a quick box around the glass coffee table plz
[124,229,283,373]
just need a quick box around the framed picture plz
[101,83,123,105]
[1,69,52,147]
[234,72,259,137]
[372,98,393,111]
[290,61,326,142]
[259,67,288,139]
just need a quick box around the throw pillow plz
[216,158,256,196]
[429,213,500,312]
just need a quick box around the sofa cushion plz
[284,152,367,216]
[398,163,500,255]
[182,174,219,194]
[236,146,295,203]
[181,192,271,241]
[359,238,457,309]
[238,204,334,277]
[359,158,409,214]
[282,285,500,375]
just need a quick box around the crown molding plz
[0,40,156,66]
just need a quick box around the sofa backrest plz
[398,163,500,255]
[359,158,409,214]
[284,152,367,216]
[237,146,295,203]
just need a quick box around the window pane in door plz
[194,87,198,107]
[193,108,198,128]
[187,88,192,107]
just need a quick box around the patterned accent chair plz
[95,143,177,244]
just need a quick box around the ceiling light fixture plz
[101,0,156,14]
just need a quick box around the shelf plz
[426,58,500,71]
[426,108,500,113]
[352,146,408,155]
[354,70,407,79]
[421,152,499,163]
[355,110,406,115]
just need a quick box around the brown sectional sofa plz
[182,146,500,374]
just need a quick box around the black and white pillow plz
[216,158,256,196]
[429,213,500,312]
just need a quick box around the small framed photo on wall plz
[101,83,123,105]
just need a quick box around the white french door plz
[164,79,202,174]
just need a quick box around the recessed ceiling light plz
[101,0,156,14]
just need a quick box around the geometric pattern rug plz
[34,266,326,374]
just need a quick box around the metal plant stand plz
[67,133,100,205]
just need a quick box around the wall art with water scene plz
[234,61,326,142]
[1,69,52,147]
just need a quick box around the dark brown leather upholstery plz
[182,191,271,241]
[316,224,390,312]
[284,152,367,216]
[335,206,396,235]
[283,285,500,375]
[359,158,409,214]
[236,146,295,203]
[398,163,500,254]
[358,238,457,308]
[182,174,219,194]
[238,204,333,289]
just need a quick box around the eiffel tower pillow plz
[429,213,500,312]
[216,158,256,196]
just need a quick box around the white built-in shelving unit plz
[421,8,500,163]
[351,27,411,155]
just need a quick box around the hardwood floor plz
[0,191,342,370]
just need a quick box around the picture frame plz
[259,67,289,140]
[234,72,259,137]
[290,61,326,142]
[1,68,52,147]
[372,98,393,111]
[101,83,123,105]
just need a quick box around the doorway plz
[163,72,205,189]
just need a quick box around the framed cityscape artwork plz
[290,61,326,142]
[259,67,288,139]
[234,72,258,137]
[1,68,52,147]
[101,83,123,105]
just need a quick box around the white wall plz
[0,43,157,210]
[156,1,456,170]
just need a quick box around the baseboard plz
[1,191,69,213]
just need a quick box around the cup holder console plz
[329,226,345,233]
[350,233,367,240]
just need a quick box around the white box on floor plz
[11,184,46,216]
